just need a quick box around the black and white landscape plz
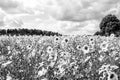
[0,0,120,80]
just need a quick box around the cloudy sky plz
[0,0,120,35]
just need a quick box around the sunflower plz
[37,67,48,77]
[37,37,54,51]
[74,35,83,42]
[89,41,96,52]
[53,36,62,48]
[76,44,81,51]
[61,37,69,44]
[54,65,65,78]
[59,51,71,60]
[110,33,115,38]
[100,41,108,52]
[36,37,56,63]
[71,36,88,53]
[54,36,61,43]
[27,48,36,60]
[89,36,95,42]
[60,36,73,52]
[98,64,119,75]
[107,71,118,80]
[81,44,90,54]
[46,46,53,54]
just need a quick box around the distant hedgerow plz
[0,28,62,36]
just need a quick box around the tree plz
[105,22,120,36]
[0,29,62,36]
[99,14,119,33]
[94,31,104,36]
[95,14,120,37]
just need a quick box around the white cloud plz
[44,0,120,22]
[4,16,23,28]
[0,0,19,9]
[81,20,99,34]
[0,8,23,28]
[0,8,7,27]
[0,0,26,28]
[58,20,99,35]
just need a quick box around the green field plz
[0,35,120,80]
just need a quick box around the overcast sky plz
[0,0,120,35]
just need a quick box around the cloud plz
[0,0,19,10]
[0,0,21,14]
[0,8,6,27]
[0,0,35,14]
[37,0,120,35]
[0,8,23,28]
[4,16,23,27]
[60,21,84,32]
[0,21,5,26]
[45,0,120,22]
[59,20,99,35]
[0,0,26,28]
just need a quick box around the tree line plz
[0,28,62,36]
[1,14,120,37]
[94,14,120,37]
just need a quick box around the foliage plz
[94,31,104,36]
[105,22,120,36]
[0,35,119,80]
[0,28,62,36]
[95,14,120,37]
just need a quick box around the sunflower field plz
[0,35,120,80]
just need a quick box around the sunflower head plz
[81,45,90,54]
[100,41,108,52]
[46,46,53,54]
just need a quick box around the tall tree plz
[95,14,120,37]
[99,14,119,33]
